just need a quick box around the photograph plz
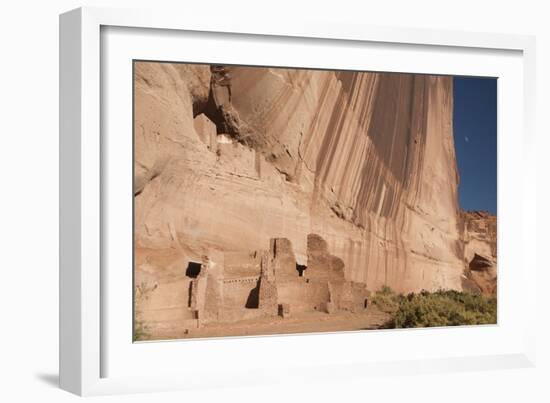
[133,61,497,341]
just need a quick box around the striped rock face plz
[134,62,471,335]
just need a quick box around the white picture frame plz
[59,6,537,396]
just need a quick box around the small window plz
[186,261,202,278]
[296,263,307,277]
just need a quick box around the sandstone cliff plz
[460,211,497,295]
[133,62,494,335]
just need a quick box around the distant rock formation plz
[460,211,497,295]
[133,62,497,337]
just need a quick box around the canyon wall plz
[134,62,477,333]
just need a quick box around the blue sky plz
[452,77,497,215]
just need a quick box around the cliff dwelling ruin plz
[178,234,370,330]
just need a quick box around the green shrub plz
[133,319,150,341]
[375,288,496,328]
[371,285,401,314]
[395,290,495,328]
[133,281,157,341]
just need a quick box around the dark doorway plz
[296,263,307,277]
[186,261,202,278]
[245,282,260,309]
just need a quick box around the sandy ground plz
[149,307,391,341]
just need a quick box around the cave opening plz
[296,263,307,277]
[185,261,202,278]
[469,253,492,271]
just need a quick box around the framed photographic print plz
[60,6,537,396]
